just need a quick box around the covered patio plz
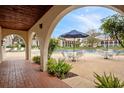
[0,5,124,88]
[0,5,124,71]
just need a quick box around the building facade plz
[59,34,120,48]
[59,38,84,47]
[96,34,120,47]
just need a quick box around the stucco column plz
[27,31,32,61]
[0,26,3,63]
[37,31,48,71]
[38,36,46,71]
[25,42,29,60]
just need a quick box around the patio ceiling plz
[0,5,52,31]
[113,5,124,12]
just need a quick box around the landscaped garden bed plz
[63,72,78,79]
[94,72,124,88]
[47,58,77,79]
[32,56,40,64]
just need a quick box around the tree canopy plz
[101,14,124,48]
[85,29,100,47]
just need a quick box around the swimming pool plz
[55,49,124,54]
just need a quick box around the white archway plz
[30,32,40,62]
[2,34,26,61]
[37,5,124,71]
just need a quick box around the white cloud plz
[72,13,103,30]
[85,8,89,13]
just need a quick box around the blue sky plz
[51,6,118,38]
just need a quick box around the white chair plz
[75,51,83,61]
[96,49,104,56]
[104,49,114,59]
[61,52,72,62]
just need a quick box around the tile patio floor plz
[0,60,70,88]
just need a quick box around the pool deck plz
[62,54,124,88]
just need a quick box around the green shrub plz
[47,58,72,79]
[32,56,40,64]
[6,45,13,48]
[47,58,57,75]
[21,43,25,47]
[94,72,124,88]
[48,38,59,59]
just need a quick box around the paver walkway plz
[0,60,70,88]
[62,55,124,88]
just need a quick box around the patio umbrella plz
[60,30,89,62]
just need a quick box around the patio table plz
[103,50,113,59]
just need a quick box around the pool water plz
[55,49,124,54]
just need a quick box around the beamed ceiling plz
[0,5,52,31]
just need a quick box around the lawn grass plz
[56,46,124,51]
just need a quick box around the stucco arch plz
[34,5,124,71]
[3,34,26,47]
[2,33,26,60]
[30,32,40,57]
[30,31,40,42]
[28,29,41,61]
[2,28,28,44]
[2,28,29,60]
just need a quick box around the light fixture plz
[39,23,42,28]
